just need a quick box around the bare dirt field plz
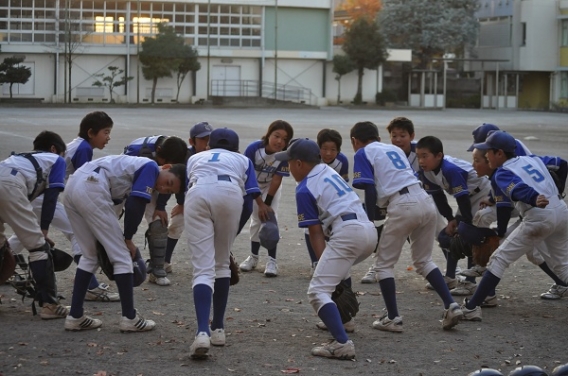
[0,106,567,376]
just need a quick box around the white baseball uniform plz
[244,140,289,243]
[486,156,568,282]
[8,137,92,257]
[185,148,260,289]
[353,141,440,280]
[63,155,160,275]
[295,163,376,312]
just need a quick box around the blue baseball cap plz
[190,121,213,139]
[274,138,321,164]
[472,130,516,153]
[259,212,280,250]
[467,123,500,151]
[208,127,239,152]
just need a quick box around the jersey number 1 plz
[324,175,352,197]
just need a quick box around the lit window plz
[95,16,113,33]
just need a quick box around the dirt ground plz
[1,107,567,376]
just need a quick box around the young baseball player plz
[62,155,185,332]
[123,134,188,286]
[468,145,568,303]
[274,138,376,360]
[304,129,350,274]
[9,111,117,302]
[351,122,463,332]
[0,131,69,319]
[163,122,213,274]
[360,116,421,284]
[239,120,294,277]
[416,136,491,296]
[460,131,568,321]
[185,128,261,359]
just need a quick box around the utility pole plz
[274,0,278,100]
[136,0,140,103]
[63,0,69,103]
[206,0,211,99]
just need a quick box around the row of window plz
[1,0,264,45]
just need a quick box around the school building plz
[0,0,408,105]
[473,0,568,110]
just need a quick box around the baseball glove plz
[96,240,115,281]
[229,253,239,286]
[472,235,500,267]
[448,234,472,261]
[331,280,359,324]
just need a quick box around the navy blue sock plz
[539,262,568,286]
[304,233,318,264]
[211,278,230,330]
[425,269,454,309]
[69,268,93,318]
[74,254,99,290]
[193,284,213,335]
[165,237,178,264]
[267,247,277,259]
[114,273,135,319]
[465,257,476,283]
[446,255,458,279]
[318,303,348,344]
[378,277,399,319]
[251,241,261,257]
[466,271,501,309]
[442,248,449,261]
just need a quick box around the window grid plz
[562,20,568,47]
[0,0,262,48]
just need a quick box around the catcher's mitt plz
[96,240,115,281]
[472,235,500,267]
[331,280,359,324]
[449,234,472,261]
[229,253,239,286]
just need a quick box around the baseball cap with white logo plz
[190,122,214,139]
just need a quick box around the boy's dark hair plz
[167,163,187,195]
[350,121,379,143]
[387,117,415,135]
[317,129,342,151]
[156,136,188,164]
[78,111,113,139]
[261,120,294,150]
[33,131,66,154]
[416,136,444,155]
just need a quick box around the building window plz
[562,20,568,47]
[521,22,526,46]
[561,72,568,99]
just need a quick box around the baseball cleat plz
[239,255,258,272]
[426,276,457,290]
[190,332,210,359]
[450,281,477,296]
[40,303,70,320]
[540,284,568,300]
[85,283,120,302]
[264,257,278,277]
[459,265,486,278]
[480,295,498,308]
[360,268,378,284]
[65,315,103,331]
[119,310,156,332]
[149,273,171,286]
[210,328,226,346]
[460,300,482,321]
[311,339,355,360]
[372,313,403,333]
[441,302,463,330]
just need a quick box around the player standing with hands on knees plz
[350,121,463,332]
[239,120,294,277]
[275,138,376,360]
[62,155,185,332]
[185,128,261,359]
[460,131,568,321]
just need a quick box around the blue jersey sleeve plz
[244,159,261,196]
[494,168,539,206]
[442,160,470,198]
[338,152,349,182]
[72,143,93,170]
[352,149,375,189]
[295,182,320,228]
[244,141,260,161]
[131,161,160,201]
[47,156,66,190]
